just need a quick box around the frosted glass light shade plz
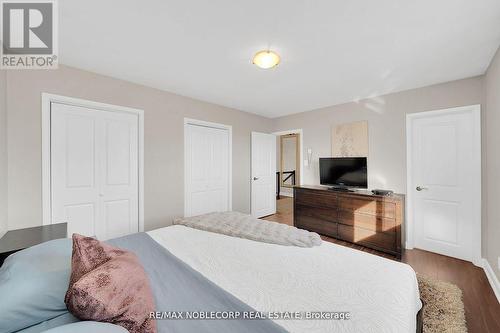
[252,50,280,69]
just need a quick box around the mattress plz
[148,225,422,333]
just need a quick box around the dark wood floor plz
[265,197,500,333]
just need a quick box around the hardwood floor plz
[265,197,500,333]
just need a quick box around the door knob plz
[253,177,259,180]
[416,186,428,191]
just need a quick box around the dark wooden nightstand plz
[0,223,67,267]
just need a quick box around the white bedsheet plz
[148,225,421,333]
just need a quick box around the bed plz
[1,219,422,333]
[147,225,422,333]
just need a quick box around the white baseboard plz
[278,192,293,198]
[482,258,500,304]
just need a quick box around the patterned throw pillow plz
[65,234,156,333]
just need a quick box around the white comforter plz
[148,225,421,333]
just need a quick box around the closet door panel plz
[51,103,139,239]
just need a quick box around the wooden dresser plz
[293,186,405,258]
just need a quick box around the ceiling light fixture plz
[252,50,280,69]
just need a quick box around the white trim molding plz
[272,129,304,186]
[482,258,500,303]
[41,93,145,232]
[183,118,233,217]
[405,104,482,266]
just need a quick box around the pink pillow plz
[65,234,156,333]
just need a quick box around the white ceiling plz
[59,0,500,118]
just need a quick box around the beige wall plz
[282,137,297,172]
[281,136,298,196]
[485,46,500,279]
[276,133,299,197]
[0,70,7,237]
[273,76,484,193]
[3,65,272,231]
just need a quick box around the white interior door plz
[408,105,481,264]
[51,103,139,239]
[185,122,231,217]
[251,132,276,218]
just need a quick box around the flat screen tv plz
[319,157,367,190]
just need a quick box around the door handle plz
[253,177,259,181]
[416,186,428,191]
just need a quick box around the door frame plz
[272,129,304,187]
[279,133,301,188]
[405,104,481,265]
[183,118,232,217]
[41,93,145,232]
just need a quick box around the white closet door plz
[51,103,139,239]
[51,104,100,237]
[185,123,230,217]
[99,112,139,239]
[251,132,276,218]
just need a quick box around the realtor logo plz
[1,0,58,69]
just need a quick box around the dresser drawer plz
[338,196,396,219]
[292,187,404,257]
[295,215,337,238]
[295,189,337,209]
[295,204,338,223]
[337,224,396,252]
[338,210,396,232]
